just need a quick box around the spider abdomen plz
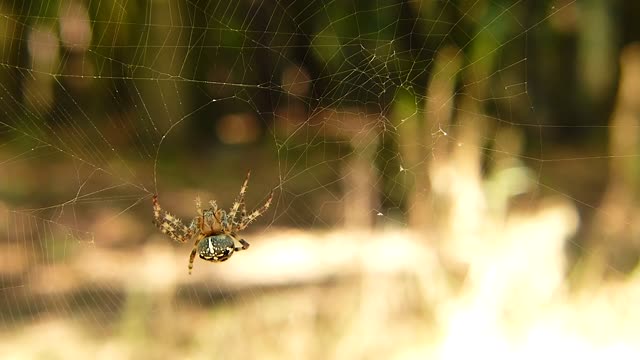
[198,234,235,262]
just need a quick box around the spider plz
[152,171,273,274]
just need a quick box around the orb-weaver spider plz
[152,171,273,274]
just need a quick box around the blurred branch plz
[586,43,640,277]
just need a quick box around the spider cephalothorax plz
[152,171,273,274]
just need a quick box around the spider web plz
[1,0,639,357]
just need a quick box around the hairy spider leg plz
[220,210,230,230]
[152,194,194,243]
[209,200,222,231]
[194,196,205,233]
[237,190,274,231]
[240,201,247,227]
[208,200,219,212]
[230,232,251,250]
[238,238,251,250]
[229,193,248,234]
[237,190,248,232]
[195,196,203,216]
[227,171,251,232]
[188,234,205,274]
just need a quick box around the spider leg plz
[233,196,248,233]
[195,196,203,216]
[227,171,251,232]
[188,234,205,274]
[237,190,274,231]
[195,195,205,233]
[152,195,194,243]
[230,233,250,251]
[208,200,219,212]
[238,238,250,250]
[240,200,247,223]
[219,209,230,231]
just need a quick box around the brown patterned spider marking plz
[152,171,274,274]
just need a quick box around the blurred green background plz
[1,0,640,358]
